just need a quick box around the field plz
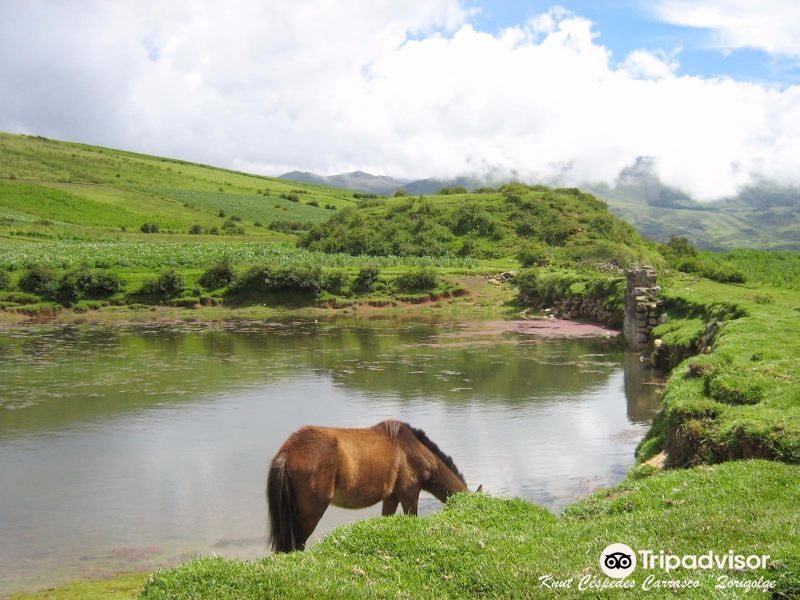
[0,132,355,242]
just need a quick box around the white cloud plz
[622,49,680,79]
[655,0,800,57]
[1,1,799,200]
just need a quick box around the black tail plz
[267,456,298,552]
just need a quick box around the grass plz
[6,572,148,600]
[634,270,800,467]
[0,132,356,241]
[137,461,798,599]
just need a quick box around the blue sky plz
[468,1,800,85]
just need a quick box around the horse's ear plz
[476,484,483,493]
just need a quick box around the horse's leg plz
[382,495,399,516]
[291,470,335,550]
[399,490,420,516]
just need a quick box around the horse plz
[267,420,469,552]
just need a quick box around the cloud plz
[1,1,799,200]
[622,49,681,79]
[654,0,800,58]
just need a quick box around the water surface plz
[0,319,663,594]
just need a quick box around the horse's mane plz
[405,423,466,485]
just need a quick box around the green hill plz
[0,132,356,240]
[300,184,661,267]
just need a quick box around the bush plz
[19,266,59,297]
[438,186,468,195]
[0,269,11,291]
[322,270,349,294]
[517,241,550,267]
[199,261,236,289]
[394,268,438,292]
[189,224,203,235]
[675,257,746,283]
[394,189,408,197]
[513,269,539,299]
[269,221,312,234]
[230,265,322,295]
[140,223,160,233]
[663,235,698,259]
[85,271,125,297]
[57,268,125,304]
[352,267,379,293]
[138,269,186,302]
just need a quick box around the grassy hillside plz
[300,184,662,267]
[0,132,355,240]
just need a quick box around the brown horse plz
[267,420,468,552]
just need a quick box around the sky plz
[1,0,799,200]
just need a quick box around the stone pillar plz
[624,266,662,351]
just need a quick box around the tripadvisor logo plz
[600,543,636,578]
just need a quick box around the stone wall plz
[624,267,663,350]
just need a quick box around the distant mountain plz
[278,164,800,250]
[588,159,800,250]
[278,170,407,195]
[403,176,488,195]
[278,170,488,196]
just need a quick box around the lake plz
[0,318,663,594]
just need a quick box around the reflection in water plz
[0,320,663,594]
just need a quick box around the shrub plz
[663,235,698,258]
[438,186,468,195]
[189,224,203,234]
[322,270,349,294]
[394,268,438,291]
[269,221,312,233]
[280,193,300,202]
[19,266,59,297]
[513,269,539,299]
[352,267,380,293]
[0,269,11,291]
[138,269,186,302]
[450,202,502,237]
[517,241,550,267]
[85,271,125,297]
[230,265,322,295]
[307,199,319,207]
[140,223,160,233]
[675,258,746,283]
[456,237,478,258]
[394,189,408,197]
[199,261,236,289]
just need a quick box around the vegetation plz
[199,260,237,290]
[139,461,798,599]
[137,269,186,303]
[4,131,800,598]
[300,185,661,268]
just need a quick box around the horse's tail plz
[267,455,298,553]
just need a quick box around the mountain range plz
[280,163,800,250]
